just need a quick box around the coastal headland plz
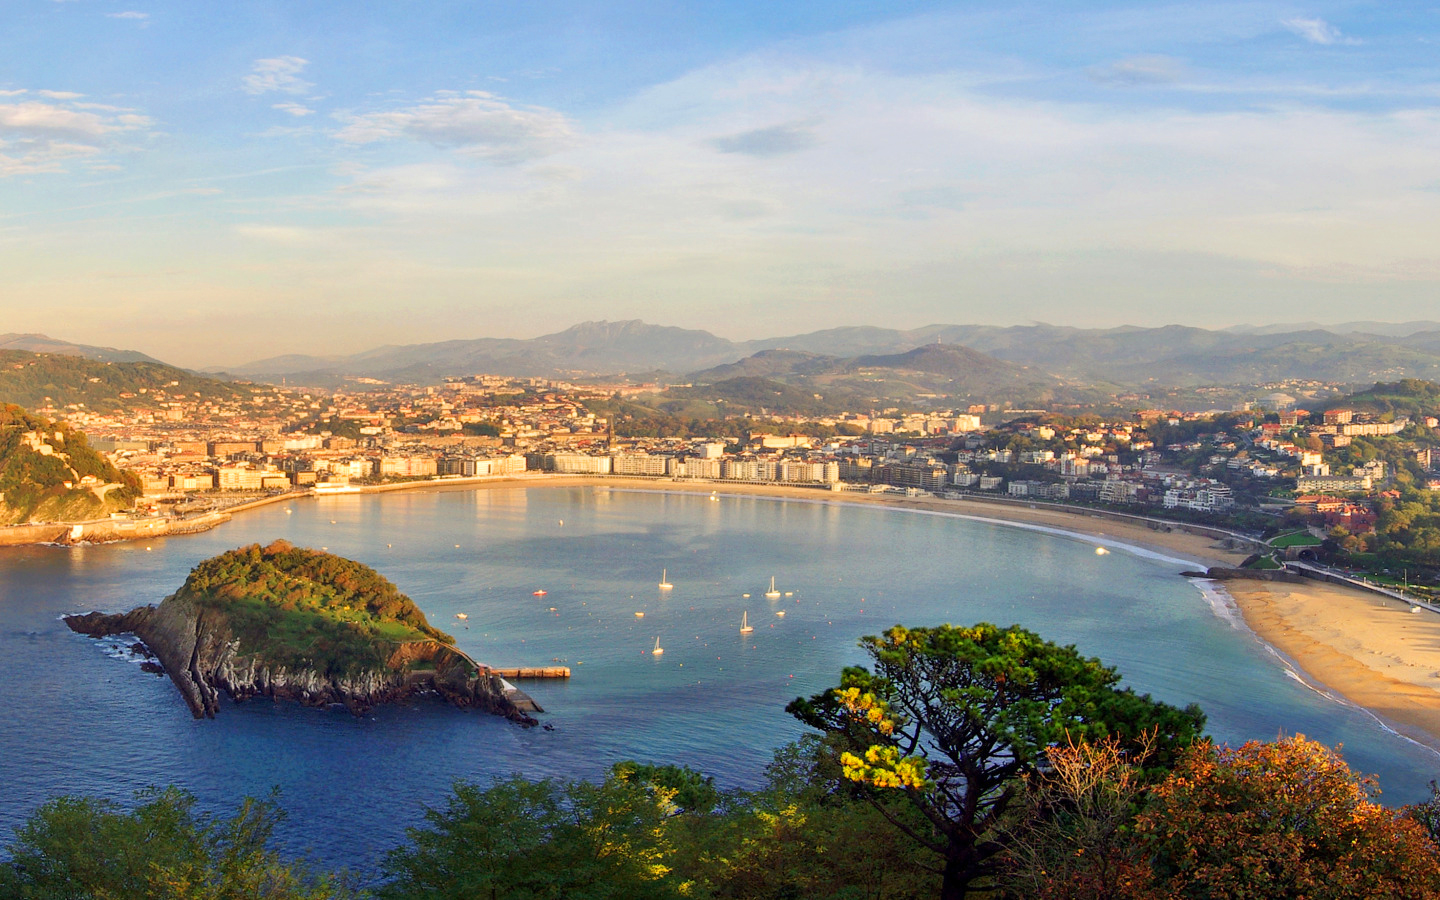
[65,541,542,724]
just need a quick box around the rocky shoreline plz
[65,596,540,725]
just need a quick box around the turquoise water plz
[1,485,1436,871]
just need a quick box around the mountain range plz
[208,319,1440,391]
[17,320,1440,406]
[0,333,161,364]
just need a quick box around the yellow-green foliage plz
[176,541,454,677]
[0,403,140,524]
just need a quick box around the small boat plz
[652,636,663,655]
[455,613,468,620]
[740,611,754,634]
[658,569,673,590]
[765,577,781,600]
[776,610,786,618]
[285,508,293,515]
[532,589,548,597]
[1095,547,1110,556]
[635,611,645,618]
[784,592,793,597]
[1413,605,1424,614]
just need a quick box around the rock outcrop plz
[66,596,539,724]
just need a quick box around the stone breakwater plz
[0,511,232,547]
[65,596,540,725]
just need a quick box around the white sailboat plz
[740,611,754,634]
[765,577,781,599]
[652,636,664,655]
[658,569,673,590]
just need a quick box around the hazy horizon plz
[5,2,1438,368]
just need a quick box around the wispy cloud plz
[272,102,315,117]
[0,95,153,176]
[1283,18,1358,46]
[709,121,820,157]
[243,57,312,95]
[335,91,576,163]
[106,11,149,20]
[1088,55,1186,86]
[37,90,84,100]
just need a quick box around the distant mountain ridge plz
[22,320,1440,394]
[0,333,161,364]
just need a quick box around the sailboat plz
[740,611,754,634]
[658,569,673,590]
[765,577,781,599]
[652,636,664,655]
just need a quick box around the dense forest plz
[6,621,1440,899]
[0,403,140,524]
[175,541,455,676]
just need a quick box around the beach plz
[1224,579,1440,757]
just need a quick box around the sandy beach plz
[313,476,1440,752]
[1224,579,1440,755]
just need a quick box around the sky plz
[2,1,1438,368]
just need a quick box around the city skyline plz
[4,1,1439,367]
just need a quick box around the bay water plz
[1,485,1436,872]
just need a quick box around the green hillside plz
[1336,379,1440,418]
[0,350,249,413]
[174,541,455,676]
[0,404,140,525]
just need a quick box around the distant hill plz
[1225,321,1440,338]
[0,333,162,364]
[691,349,843,381]
[686,343,1087,409]
[224,320,742,384]
[1332,380,1440,418]
[222,319,1440,392]
[0,404,140,524]
[0,351,250,413]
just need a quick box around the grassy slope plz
[175,541,454,678]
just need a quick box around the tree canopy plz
[0,787,342,900]
[174,542,454,676]
[788,622,1206,899]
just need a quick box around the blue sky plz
[2,1,1438,366]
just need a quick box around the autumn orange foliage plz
[1136,735,1440,899]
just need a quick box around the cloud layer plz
[0,93,152,175]
[335,91,576,163]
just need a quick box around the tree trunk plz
[941,853,978,900]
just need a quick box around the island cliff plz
[65,541,539,724]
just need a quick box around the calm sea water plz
[1,485,1437,872]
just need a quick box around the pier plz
[489,666,571,679]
